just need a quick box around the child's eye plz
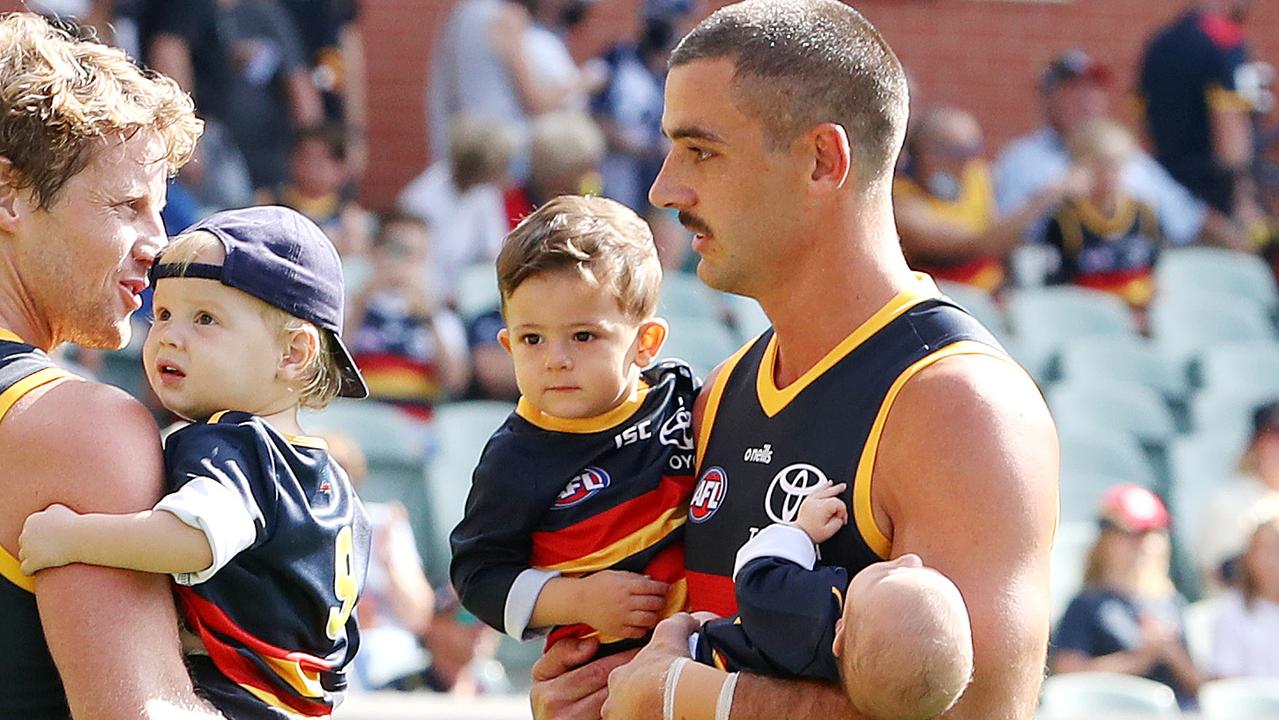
[154,308,170,322]
[521,333,542,345]
[194,312,217,326]
[573,331,595,342]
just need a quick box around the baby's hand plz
[795,482,848,543]
[579,570,670,639]
[18,503,82,575]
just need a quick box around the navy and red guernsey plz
[160,411,370,718]
[450,360,699,655]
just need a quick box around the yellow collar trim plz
[0,328,26,344]
[1074,196,1137,237]
[206,410,327,449]
[755,274,941,417]
[516,381,651,434]
[0,545,34,592]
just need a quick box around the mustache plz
[678,211,711,237]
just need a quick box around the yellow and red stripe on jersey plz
[1074,268,1156,308]
[352,351,442,421]
[176,587,335,717]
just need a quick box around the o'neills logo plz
[553,467,610,509]
[689,467,728,523]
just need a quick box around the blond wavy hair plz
[0,12,203,208]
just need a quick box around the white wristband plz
[664,657,691,720]
[716,672,739,720]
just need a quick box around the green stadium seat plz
[1039,672,1179,719]
[1058,429,1158,490]
[1151,290,1276,377]
[1006,286,1137,381]
[1048,380,1177,446]
[660,316,741,378]
[1199,679,1279,720]
[455,263,501,323]
[1058,335,1188,400]
[1197,340,1279,393]
[658,271,725,323]
[1050,521,1099,624]
[1156,246,1278,312]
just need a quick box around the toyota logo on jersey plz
[689,466,728,523]
[765,463,830,524]
[552,467,611,509]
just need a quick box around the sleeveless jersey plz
[684,276,1008,616]
[451,361,699,653]
[0,329,78,718]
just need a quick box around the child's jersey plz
[159,411,370,718]
[451,360,699,654]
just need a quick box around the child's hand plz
[795,482,848,543]
[18,503,82,575]
[579,570,670,639]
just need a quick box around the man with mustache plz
[528,2,1059,718]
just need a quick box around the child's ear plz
[497,327,512,355]
[279,326,321,384]
[633,318,668,367]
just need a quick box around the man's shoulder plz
[11,378,157,446]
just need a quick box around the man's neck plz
[754,203,917,389]
[0,255,53,350]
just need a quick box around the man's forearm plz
[730,673,859,720]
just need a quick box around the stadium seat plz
[1058,335,1188,400]
[1048,380,1177,446]
[455,263,501,323]
[341,255,372,302]
[1156,246,1278,312]
[422,400,514,583]
[1197,340,1279,394]
[1150,290,1276,377]
[1050,521,1098,624]
[1038,672,1179,719]
[1183,597,1222,672]
[938,280,1006,336]
[1006,286,1136,380]
[1166,432,1250,601]
[1058,429,1159,490]
[1190,386,1278,441]
[661,315,741,377]
[1199,679,1279,720]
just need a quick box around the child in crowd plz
[1044,118,1164,309]
[347,213,471,422]
[272,124,373,257]
[19,206,372,718]
[680,482,974,720]
[450,195,699,657]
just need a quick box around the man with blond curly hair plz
[0,12,217,719]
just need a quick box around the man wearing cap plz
[1051,484,1203,707]
[993,49,1243,251]
[0,12,219,719]
[18,205,372,719]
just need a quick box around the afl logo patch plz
[689,467,728,523]
[765,463,830,524]
[553,467,610,509]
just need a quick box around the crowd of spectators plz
[31,0,1279,702]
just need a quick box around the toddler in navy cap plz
[18,206,371,718]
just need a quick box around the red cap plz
[1099,484,1169,533]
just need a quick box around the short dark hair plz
[497,195,661,321]
[670,0,909,186]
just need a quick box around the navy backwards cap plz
[152,205,369,399]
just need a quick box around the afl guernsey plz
[0,330,78,718]
[451,361,699,654]
[685,276,1008,616]
[161,411,370,718]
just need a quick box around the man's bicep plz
[880,355,1058,720]
[22,386,206,717]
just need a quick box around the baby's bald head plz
[834,556,973,720]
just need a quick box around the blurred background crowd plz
[7,0,1279,715]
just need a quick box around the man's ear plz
[808,122,852,193]
[633,318,668,367]
[0,157,28,234]
[497,327,512,355]
[279,325,321,384]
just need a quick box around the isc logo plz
[689,467,728,523]
[552,467,611,509]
